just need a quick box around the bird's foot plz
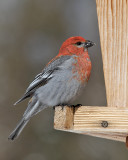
[72,104,82,108]
[71,104,82,114]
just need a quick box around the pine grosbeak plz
[9,36,95,140]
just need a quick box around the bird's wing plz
[14,55,71,105]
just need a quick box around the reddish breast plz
[72,53,91,83]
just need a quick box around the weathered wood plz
[96,0,128,107]
[54,106,74,130]
[74,106,128,133]
[54,106,128,142]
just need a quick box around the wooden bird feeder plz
[54,0,128,144]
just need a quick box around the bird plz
[8,36,95,140]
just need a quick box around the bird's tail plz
[9,97,42,140]
[8,118,29,140]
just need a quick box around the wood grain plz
[54,106,74,130]
[74,106,128,133]
[96,0,128,107]
[54,106,128,142]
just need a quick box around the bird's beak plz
[84,40,96,48]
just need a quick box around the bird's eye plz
[76,42,82,45]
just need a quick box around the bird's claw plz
[73,104,82,107]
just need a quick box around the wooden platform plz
[54,106,128,142]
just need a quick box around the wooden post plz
[54,0,128,143]
[96,0,128,107]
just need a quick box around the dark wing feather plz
[14,55,71,105]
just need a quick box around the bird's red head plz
[58,36,95,56]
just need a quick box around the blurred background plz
[1,0,128,159]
